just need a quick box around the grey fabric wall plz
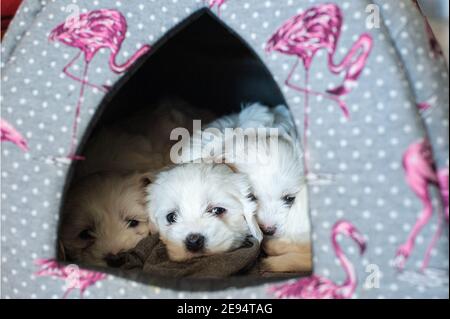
[1,0,448,298]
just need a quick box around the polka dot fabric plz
[1,0,448,298]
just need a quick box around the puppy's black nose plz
[185,233,205,252]
[104,253,126,268]
[261,225,277,236]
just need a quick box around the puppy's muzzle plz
[185,233,205,252]
[104,253,127,268]
[261,225,277,236]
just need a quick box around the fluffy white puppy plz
[62,98,208,266]
[190,103,312,272]
[147,163,262,262]
[60,171,156,267]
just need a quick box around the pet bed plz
[1,0,448,299]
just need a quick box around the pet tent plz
[1,0,448,298]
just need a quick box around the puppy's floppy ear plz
[243,203,263,243]
[222,161,238,173]
[139,172,154,188]
[239,188,263,243]
[227,169,263,242]
[273,105,298,142]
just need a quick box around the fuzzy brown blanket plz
[119,234,264,278]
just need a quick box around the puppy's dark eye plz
[247,193,257,202]
[127,220,140,228]
[208,207,227,216]
[78,229,94,240]
[166,212,177,224]
[283,195,296,206]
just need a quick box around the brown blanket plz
[119,234,263,278]
[118,235,309,280]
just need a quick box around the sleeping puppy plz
[61,99,215,267]
[190,103,312,273]
[75,98,209,179]
[147,163,262,262]
[59,171,156,267]
[74,127,167,179]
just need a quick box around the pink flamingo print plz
[49,9,151,160]
[271,220,366,299]
[394,140,448,271]
[266,4,373,172]
[417,102,448,218]
[438,169,449,220]
[417,102,432,112]
[207,0,227,14]
[0,118,29,151]
[35,259,107,299]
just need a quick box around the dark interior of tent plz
[87,8,287,129]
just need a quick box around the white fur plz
[206,102,275,131]
[147,163,261,261]
[195,103,311,244]
[62,99,208,266]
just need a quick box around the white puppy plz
[62,99,207,266]
[147,163,262,262]
[190,103,312,272]
[60,171,156,267]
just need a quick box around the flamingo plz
[0,118,29,151]
[35,259,107,299]
[271,220,366,299]
[438,169,449,220]
[394,140,448,271]
[266,3,373,172]
[49,9,151,160]
[417,102,432,112]
[207,0,227,14]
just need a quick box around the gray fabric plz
[1,0,45,68]
[373,0,449,171]
[1,0,448,299]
